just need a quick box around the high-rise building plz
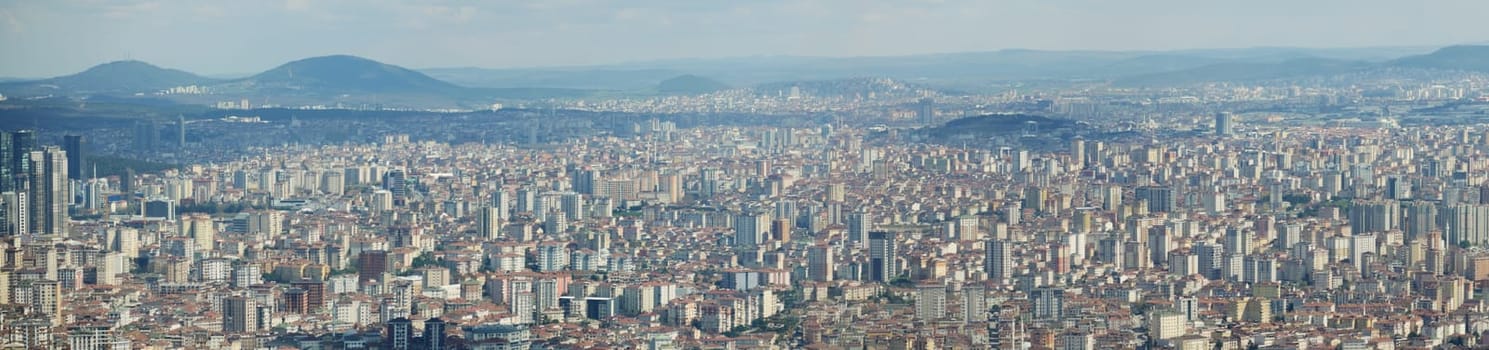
[1193,243,1221,279]
[963,283,987,322]
[292,279,327,311]
[733,212,767,249]
[177,115,188,149]
[1070,137,1086,170]
[847,210,870,247]
[1,130,37,193]
[383,169,407,198]
[658,173,682,203]
[986,239,1012,281]
[27,147,67,235]
[1135,185,1177,214]
[424,317,449,350]
[1,191,26,236]
[1215,112,1233,136]
[492,189,512,217]
[1386,176,1412,200]
[22,280,62,325]
[916,97,935,125]
[1348,200,1401,235]
[868,231,898,282]
[0,132,12,193]
[478,206,502,240]
[1148,310,1186,340]
[132,121,158,153]
[1030,288,1065,321]
[1404,201,1438,242]
[384,317,414,350]
[560,193,586,222]
[68,325,125,350]
[1444,204,1489,247]
[223,296,260,333]
[572,167,601,195]
[10,317,50,349]
[358,250,389,282]
[914,283,946,320]
[807,244,834,282]
[62,135,84,180]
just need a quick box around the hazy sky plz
[1,0,1487,77]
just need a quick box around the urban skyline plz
[6,1,1489,350]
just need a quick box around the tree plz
[409,252,441,269]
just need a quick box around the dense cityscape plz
[3,66,1489,349]
[8,2,1489,350]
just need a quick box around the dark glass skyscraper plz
[28,146,68,235]
[63,135,84,180]
[3,130,37,192]
[0,132,12,192]
[869,231,898,282]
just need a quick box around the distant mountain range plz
[2,45,1488,108]
[1114,45,1489,87]
[0,60,217,96]
[656,74,730,95]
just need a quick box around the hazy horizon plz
[3,0,1489,77]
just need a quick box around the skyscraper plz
[807,244,834,282]
[132,121,158,153]
[1135,185,1177,214]
[986,239,1012,281]
[1,130,37,193]
[0,191,24,236]
[27,147,67,235]
[962,283,987,322]
[177,115,187,149]
[223,296,260,333]
[916,97,935,125]
[560,192,586,222]
[1386,176,1412,200]
[1215,112,1233,136]
[478,207,502,239]
[1348,200,1401,235]
[733,212,767,249]
[847,210,870,247]
[384,317,414,350]
[492,189,512,217]
[914,283,946,320]
[62,135,83,180]
[383,169,407,198]
[0,132,11,193]
[1030,288,1065,321]
[869,231,898,282]
[424,317,449,350]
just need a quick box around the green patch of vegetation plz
[409,252,442,269]
[1281,194,1312,206]
[889,276,914,288]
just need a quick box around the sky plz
[1,0,1487,77]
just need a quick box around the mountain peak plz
[32,60,214,93]
[1390,45,1489,72]
[245,55,461,94]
